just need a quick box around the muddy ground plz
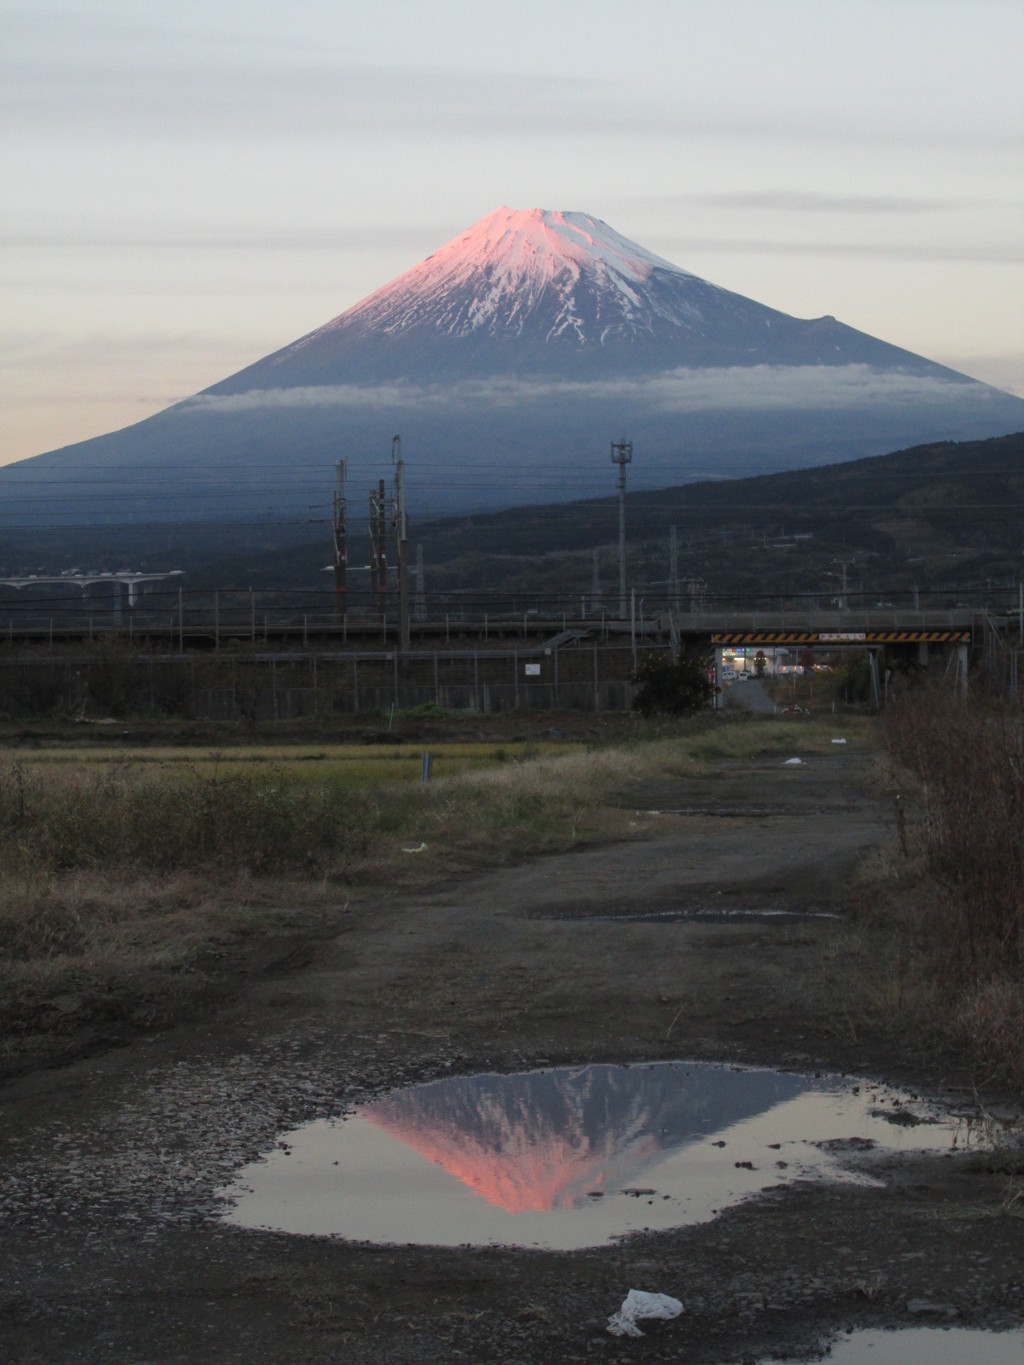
[2,744,1022,1363]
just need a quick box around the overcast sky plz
[3,0,1022,468]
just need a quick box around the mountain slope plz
[3,207,1022,525]
[412,430,1024,607]
[212,207,961,386]
[1,432,1021,605]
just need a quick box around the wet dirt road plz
[2,749,1022,1363]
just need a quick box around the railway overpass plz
[662,607,976,690]
[662,609,977,707]
[0,597,982,650]
[0,603,1002,718]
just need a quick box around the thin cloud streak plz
[5,222,1019,269]
[654,191,969,215]
[180,365,990,418]
[659,239,1024,265]
[0,224,452,254]
[5,55,1019,153]
[3,64,608,141]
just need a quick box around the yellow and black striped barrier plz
[711,629,972,646]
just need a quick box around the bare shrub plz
[957,978,1024,1085]
[883,687,1024,1080]
[884,689,1024,974]
[82,636,147,717]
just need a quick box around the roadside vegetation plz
[871,687,1024,1086]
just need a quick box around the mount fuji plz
[4,206,1023,524]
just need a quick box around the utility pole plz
[393,435,409,650]
[610,439,632,619]
[369,479,388,619]
[414,543,426,621]
[669,525,679,611]
[332,459,347,620]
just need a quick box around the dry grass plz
[681,711,874,763]
[0,710,872,1071]
[0,734,671,1064]
[0,867,309,1070]
[8,739,576,784]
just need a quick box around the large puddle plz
[219,1062,1000,1250]
[766,1326,1024,1363]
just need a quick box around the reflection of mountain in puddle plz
[363,1064,804,1212]
[219,1062,981,1250]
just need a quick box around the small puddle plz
[594,908,843,924]
[766,1326,1024,1364]
[218,1062,1002,1250]
[642,805,783,817]
[639,805,853,818]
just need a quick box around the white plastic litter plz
[401,843,427,853]
[831,738,847,744]
[782,757,803,766]
[606,1289,684,1338]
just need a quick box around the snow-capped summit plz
[3,205,1023,523]
[342,206,693,341]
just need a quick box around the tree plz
[631,653,716,716]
